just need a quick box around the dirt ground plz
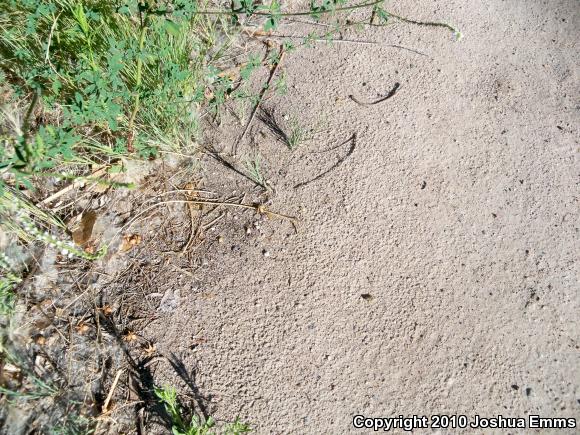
[135,0,579,433]
[4,0,578,433]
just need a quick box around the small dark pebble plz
[511,384,519,390]
[420,181,427,190]
[361,293,373,300]
[492,213,497,218]
[525,387,532,396]
[557,125,563,130]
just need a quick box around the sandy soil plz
[140,0,579,433]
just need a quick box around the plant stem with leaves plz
[128,5,150,141]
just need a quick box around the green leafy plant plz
[262,1,282,31]
[0,0,236,181]
[309,0,348,20]
[240,54,262,81]
[286,118,311,150]
[0,251,20,314]
[244,153,266,187]
[0,346,59,400]
[155,386,250,435]
[0,0,236,286]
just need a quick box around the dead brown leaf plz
[100,305,113,316]
[72,211,97,246]
[120,234,142,253]
[123,330,138,342]
[76,323,90,334]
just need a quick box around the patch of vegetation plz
[155,385,251,435]
[286,117,310,150]
[0,354,57,401]
[0,342,95,434]
[0,251,20,314]
[1,0,232,177]
[0,0,235,313]
[244,153,266,187]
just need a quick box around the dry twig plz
[38,167,109,206]
[114,198,298,244]
[233,45,286,155]
[294,134,357,189]
[349,82,401,106]
[102,368,124,413]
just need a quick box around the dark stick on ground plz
[267,34,378,45]
[166,353,210,420]
[97,312,173,430]
[232,46,285,156]
[203,145,267,189]
[349,82,401,106]
[309,134,356,154]
[294,134,357,189]
[257,107,290,145]
[386,45,429,57]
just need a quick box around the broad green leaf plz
[163,20,181,37]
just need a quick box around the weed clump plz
[0,0,231,174]
[0,0,235,315]
[156,385,251,435]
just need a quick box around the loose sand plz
[143,1,579,433]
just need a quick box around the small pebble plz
[262,249,270,257]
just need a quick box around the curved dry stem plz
[110,198,298,248]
